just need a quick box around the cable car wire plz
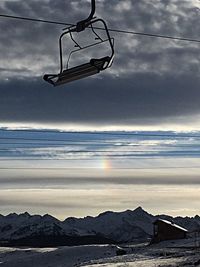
[0,14,72,27]
[0,13,200,43]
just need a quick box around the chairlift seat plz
[43,5,114,87]
[43,56,111,86]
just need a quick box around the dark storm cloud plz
[0,73,199,124]
[0,0,199,125]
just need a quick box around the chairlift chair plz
[43,0,114,86]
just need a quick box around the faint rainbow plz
[101,158,112,170]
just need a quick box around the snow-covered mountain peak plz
[97,211,114,218]
[195,215,200,220]
[6,213,18,219]
[1,208,200,245]
[18,212,31,218]
[42,214,58,222]
[132,206,153,217]
[133,206,146,213]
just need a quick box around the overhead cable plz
[0,14,200,43]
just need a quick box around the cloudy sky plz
[0,0,200,219]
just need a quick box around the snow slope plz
[0,238,200,267]
[0,245,117,267]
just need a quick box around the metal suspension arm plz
[76,0,96,32]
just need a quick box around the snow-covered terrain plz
[0,238,200,267]
[1,206,200,267]
[0,207,200,266]
[0,245,117,267]
[1,207,200,246]
[64,207,154,242]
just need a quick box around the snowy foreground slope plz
[0,239,200,267]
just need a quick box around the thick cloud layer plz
[0,74,199,125]
[0,0,199,127]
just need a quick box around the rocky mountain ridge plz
[0,207,200,246]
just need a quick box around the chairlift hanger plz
[43,0,114,86]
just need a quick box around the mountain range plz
[0,207,200,247]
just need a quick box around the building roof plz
[154,219,188,232]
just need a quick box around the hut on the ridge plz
[151,219,188,243]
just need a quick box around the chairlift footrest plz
[43,57,111,86]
